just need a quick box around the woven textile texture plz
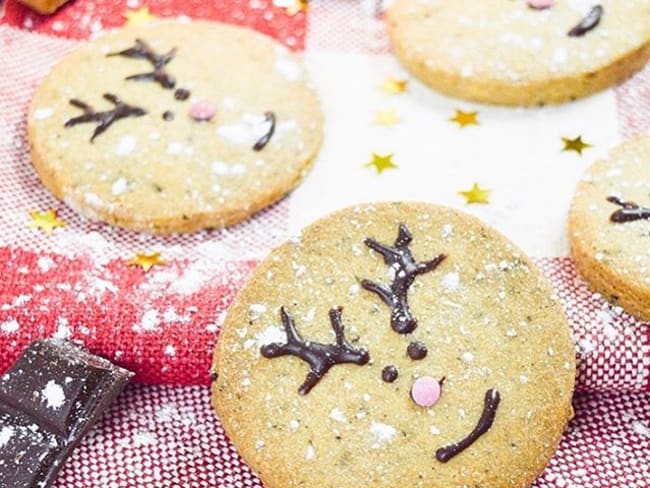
[1,0,649,486]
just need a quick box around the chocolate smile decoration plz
[568,5,603,37]
[528,2,604,37]
[108,38,178,90]
[260,307,370,395]
[436,389,501,463]
[253,111,277,151]
[361,224,446,334]
[64,93,146,142]
[607,196,650,224]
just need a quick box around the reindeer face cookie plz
[386,0,650,106]
[212,202,576,488]
[28,20,323,234]
[569,136,650,320]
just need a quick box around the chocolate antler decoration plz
[64,93,147,142]
[361,224,446,334]
[260,307,370,395]
[108,39,177,89]
[607,196,650,223]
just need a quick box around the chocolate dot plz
[162,111,174,121]
[210,372,219,382]
[174,88,191,101]
[382,365,398,383]
[407,341,428,360]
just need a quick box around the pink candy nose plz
[190,101,217,121]
[411,376,441,408]
[527,0,554,9]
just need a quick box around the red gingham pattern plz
[51,385,650,488]
[1,1,649,486]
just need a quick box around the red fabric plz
[1,0,649,486]
[1,250,649,390]
[0,247,258,384]
[1,0,307,49]
[51,385,650,488]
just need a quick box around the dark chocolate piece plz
[260,307,370,395]
[64,93,146,142]
[162,110,174,121]
[407,341,428,360]
[435,389,501,463]
[108,39,177,89]
[361,224,446,334]
[607,196,650,223]
[174,88,191,101]
[568,5,603,37]
[0,339,133,488]
[252,111,276,151]
[381,365,398,383]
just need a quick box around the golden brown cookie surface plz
[569,136,650,320]
[387,0,650,106]
[212,202,576,488]
[28,20,323,234]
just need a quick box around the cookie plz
[28,20,323,234]
[212,202,576,488]
[386,0,650,106]
[17,0,70,14]
[569,135,650,320]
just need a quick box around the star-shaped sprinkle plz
[273,0,308,15]
[365,153,398,174]
[126,252,166,272]
[124,7,157,26]
[374,109,401,126]
[379,77,408,95]
[459,183,491,204]
[27,210,65,234]
[449,109,479,128]
[562,136,592,155]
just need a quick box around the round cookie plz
[386,0,650,106]
[569,135,650,321]
[28,20,323,234]
[212,202,576,488]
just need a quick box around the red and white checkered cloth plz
[0,0,649,486]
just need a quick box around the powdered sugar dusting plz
[0,426,13,448]
[369,422,396,448]
[42,380,65,410]
[0,319,19,334]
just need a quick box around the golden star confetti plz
[449,109,479,128]
[126,252,166,272]
[373,109,401,126]
[27,209,65,234]
[379,77,408,95]
[273,0,308,15]
[365,153,398,174]
[562,135,592,155]
[124,7,157,26]
[459,183,491,204]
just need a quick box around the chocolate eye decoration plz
[407,341,428,360]
[382,365,399,383]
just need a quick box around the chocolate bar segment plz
[0,339,134,488]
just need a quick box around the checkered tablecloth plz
[0,0,649,486]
